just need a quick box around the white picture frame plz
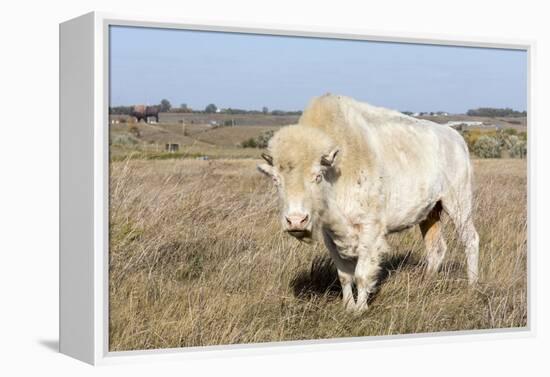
[59,11,535,365]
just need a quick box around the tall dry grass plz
[109,158,527,351]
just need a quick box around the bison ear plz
[258,153,275,177]
[320,148,339,167]
[261,152,273,166]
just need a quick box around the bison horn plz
[261,153,273,166]
[321,149,339,167]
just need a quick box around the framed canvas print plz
[59,12,533,365]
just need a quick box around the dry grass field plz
[109,157,527,351]
[157,112,299,126]
[109,122,281,160]
[193,125,280,146]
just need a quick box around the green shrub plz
[509,139,527,159]
[462,129,497,152]
[241,130,274,149]
[256,130,274,149]
[498,134,519,149]
[473,136,501,158]
[241,138,258,148]
[110,133,139,146]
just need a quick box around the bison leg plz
[456,217,479,284]
[442,196,479,284]
[354,237,386,312]
[337,270,355,311]
[322,230,357,310]
[464,220,479,284]
[419,202,447,276]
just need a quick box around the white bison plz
[258,94,479,312]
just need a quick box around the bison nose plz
[285,213,310,231]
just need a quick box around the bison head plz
[257,126,339,243]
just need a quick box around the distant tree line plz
[109,99,171,115]
[170,104,193,113]
[466,107,526,117]
[111,103,526,118]
[401,111,450,116]
[110,100,302,116]
[400,108,527,117]
[206,106,302,116]
[109,105,135,115]
[270,110,303,116]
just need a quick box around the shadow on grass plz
[367,251,421,304]
[290,255,341,300]
[290,251,422,303]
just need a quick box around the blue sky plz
[109,26,527,114]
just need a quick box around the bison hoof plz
[353,303,369,314]
[344,301,368,314]
[344,301,356,312]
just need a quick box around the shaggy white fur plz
[258,94,479,312]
